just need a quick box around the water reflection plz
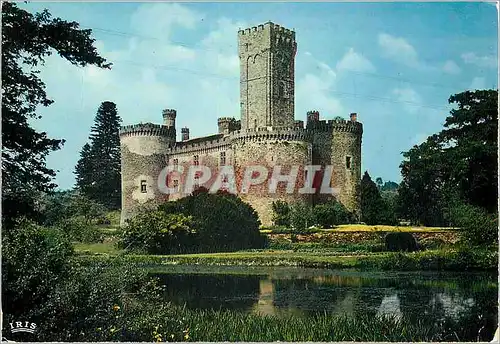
[153,268,497,340]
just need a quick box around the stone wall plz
[120,136,171,226]
[233,136,312,226]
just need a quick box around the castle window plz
[194,174,199,189]
[173,158,178,167]
[244,43,249,52]
[173,179,179,192]
[254,119,257,129]
[346,156,352,170]
[193,155,199,166]
[220,151,226,165]
[140,180,147,193]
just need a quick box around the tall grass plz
[127,308,468,342]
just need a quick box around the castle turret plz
[306,110,320,128]
[329,115,363,218]
[119,111,176,226]
[181,127,190,141]
[162,109,176,128]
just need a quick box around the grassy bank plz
[76,248,497,272]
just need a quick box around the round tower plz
[233,128,313,226]
[329,116,363,218]
[119,122,176,226]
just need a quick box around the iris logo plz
[9,321,36,334]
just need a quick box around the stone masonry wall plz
[233,137,312,226]
[120,135,172,226]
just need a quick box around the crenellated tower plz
[238,22,297,130]
[119,110,177,226]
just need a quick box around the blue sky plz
[21,1,498,190]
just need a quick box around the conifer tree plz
[75,101,122,209]
[360,171,386,225]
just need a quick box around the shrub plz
[313,200,354,228]
[271,200,291,226]
[158,189,266,253]
[448,203,498,247]
[57,217,104,243]
[2,218,74,322]
[121,211,195,254]
[289,202,316,231]
[384,232,418,252]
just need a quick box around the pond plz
[152,266,498,341]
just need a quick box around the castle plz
[119,22,363,226]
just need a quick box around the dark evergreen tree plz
[74,143,95,196]
[75,101,122,209]
[1,2,110,226]
[360,171,387,225]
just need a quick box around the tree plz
[439,90,497,213]
[75,102,122,209]
[74,143,96,197]
[375,177,383,190]
[397,89,498,226]
[2,2,111,226]
[360,171,388,225]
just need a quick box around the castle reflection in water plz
[154,268,497,339]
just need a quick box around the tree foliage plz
[360,171,394,225]
[75,101,122,209]
[397,89,498,226]
[313,200,354,228]
[1,2,111,226]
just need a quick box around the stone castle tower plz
[119,22,363,226]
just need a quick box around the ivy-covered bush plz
[384,232,418,252]
[121,211,195,254]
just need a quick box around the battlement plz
[162,109,176,118]
[167,134,231,154]
[307,119,363,134]
[238,22,295,40]
[120,123,175,137]
[217,117,235,124]
[232,127,312,143]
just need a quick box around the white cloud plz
[469,77,486,90]
[35,3,252,189]
[442,60,461,74]
[378,33,419,67]
[296,54,343,116]
[130,3,203,39]
[336,47,375,73]
[391,87,423,114]
[461,52,497,69]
